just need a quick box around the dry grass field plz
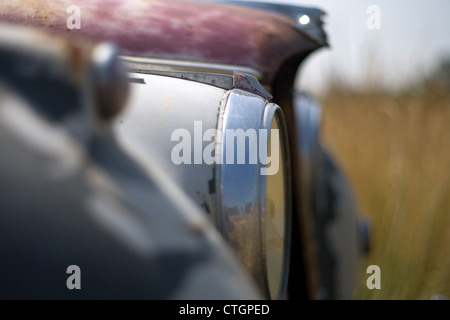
[318,79,450,299]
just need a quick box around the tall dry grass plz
[318,79,450,299]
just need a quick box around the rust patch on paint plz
[0,0,320,84]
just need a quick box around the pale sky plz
[238,0,450,94]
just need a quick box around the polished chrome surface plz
[261,103,291,300]
[117,74,291,298]
[116,72,228,227]
[216,89,291,299]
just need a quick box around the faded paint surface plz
[0,0,319,84]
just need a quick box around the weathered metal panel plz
[0,0,321,84]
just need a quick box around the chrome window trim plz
[128,69,235,90]
[125,67,272,100]
[120,55,262,80]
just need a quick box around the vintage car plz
[0,0,370,300]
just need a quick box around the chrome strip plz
[129,69,234,90]
[260,102,291,300]
[216,89,267,296]
[123,62,271,99]
[215,89,291,299]
[120,55,263,79]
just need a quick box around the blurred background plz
[288,0,450,299]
